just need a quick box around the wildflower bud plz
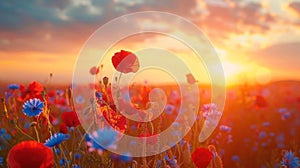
[42,91,46,102]
[103,76,109,86]
[30,121,38,127]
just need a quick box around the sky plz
[1,0,300,86]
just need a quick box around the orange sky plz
[1,0,300,86]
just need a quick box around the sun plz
[215,48,246,86]
[221,61,245,85]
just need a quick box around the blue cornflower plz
[278,108,287,113]
[75,153,82,160]
[156,160,162,168]
[219,125,232,132]
[85,127,118,155]
[165,104,175,115]
[232,155,240,162]
[59,159,66,166]
[172,122,179,127]
[56,90,64,96]
[201,103,222,128]
[259,131,267,139]
[44,133,70,147]
[130,125,137,131]
[95,91,103,100]
[0,128,6,136]
[0,156,3,165]
[278,143,285,149]
[171,130,181,137]
[5,92,13,99]
[281,151,300,168]
[282,112,291,120]
[262,122,270,127]
[8,84,19,90]
[261,142,267,147]
[179,140,185,147]
[0,128,11,142]
[59,158,70,166]
[73,164,81,168]
[164,155,179,168]
[202,103,218,116]
[55,148,61,155]
[22,98,44,117]
[75,95,85,104]
[119,152,132,162]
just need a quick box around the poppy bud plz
[103,76,109,86]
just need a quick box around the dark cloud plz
[0,0,200,53]
[0,0,63,31]
[39,0,72,10]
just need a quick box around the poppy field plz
[0,49,300,168]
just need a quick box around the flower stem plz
[76,120,94,152]
[33,125,40,142]
[1,98,8,119]
[15,124,35,140]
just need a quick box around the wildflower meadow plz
[0,49,299,168]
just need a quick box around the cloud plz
[65,4,103,22]
[0,0,200,53]
[252,42,300,71]
[121,0,198,18]
[288,1,300,17]
[39,0,72,10]
[194,0,276,43]
[0,1,64,31]
[0,0,290,56]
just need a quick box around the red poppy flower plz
[55,97,67,106]
[191,147,213,168]
[255,95,268,108]
[47,90,56,98]
[112,50,139,73]
[19,81,45,102]
[28,81,44,94]
[61,111,81,127]
[90,66,99,75]
[296,96,300,103]
[59,123,68,134]
[7,140,54,168]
